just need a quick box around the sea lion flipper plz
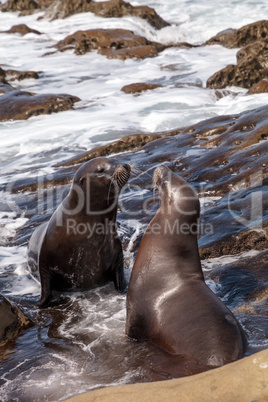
[112,243,127,292]
[38,264,52,308]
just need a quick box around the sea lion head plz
[69,157,131,213]
[153,165,200,221]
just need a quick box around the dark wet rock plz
[55,28,166,59]
[207,40,268,89]
[1,66,39,82]
[121,82,162,94]
[208,250,268,313]
[44,0,170,30]
[36,0,54,7]
[199,183,268,258]
[8,105,268,258]
[55,131,182,168]
[8,166,76,194]
[0,66,39,85]
[1,0,169,29]
[73,105,268,257]
[1,0,38,12]
[57,105,268,194]
[214,89,235,99]
[206,21,268,89]
[4,69,39,81]
[200,225,268,259]
[2,24,42,35]
[248,79,268,94]
[205,20,268,49]
[0,68,7,83]
[91,0,170,30]
[42,0,93,18]
[0,81,80,122]
[0,294,32,347]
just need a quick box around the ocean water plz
[0,0,268,400]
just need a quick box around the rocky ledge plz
[1,24,42,35]
[0,66,39,81]
[206,20,268,48]
[206,20,268,89]
[248,78,268,94]
[0,79,80,121]
[1,0,169,30]
[45,0,170,29]
[121,82,162,94]
[54,28,167,59]
[11,105,268,261]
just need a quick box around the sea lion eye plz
[79,177,85,187]
[97,164,109,174]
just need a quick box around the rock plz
[42,0,95,19]
[248,78,268,94]
[0,294,32,347]
[207,40,268,89]
[4,69,39,81]
[36,0,54,7]
[208,250,268,309]
[121,82,162,94]
[199,220,268,259]
[1,0,38,12]
[206,21,268,89]
[44,0,170,29]
[0,66,39,83]
[6,70,39,81]
[66,349,268,402]
[9,104,268,259]
[2,24,42,35]
[205,20,268,48]
[1,0,169,29]
[61,105,268,257]
[92,0,170,30]
[0,81,80,122]
[57,105,268,194]
[0,67,7,83]
[55,28,166,59]
[54,131,182,168]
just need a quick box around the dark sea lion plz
[28,157,130,308]
[126,165,247,367]
[0,294,32,347]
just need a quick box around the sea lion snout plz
[113,163,131,188]
[153,165,169,187]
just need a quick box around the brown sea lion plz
[126,165,247,367]
[28,157,130,308]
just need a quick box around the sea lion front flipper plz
[112,242,127,292]
[38,263,52,308]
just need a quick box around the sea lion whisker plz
[129,167,142,176]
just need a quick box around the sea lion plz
[28,157,130,308]
[0,294,32,347]
[126,165,247,367]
